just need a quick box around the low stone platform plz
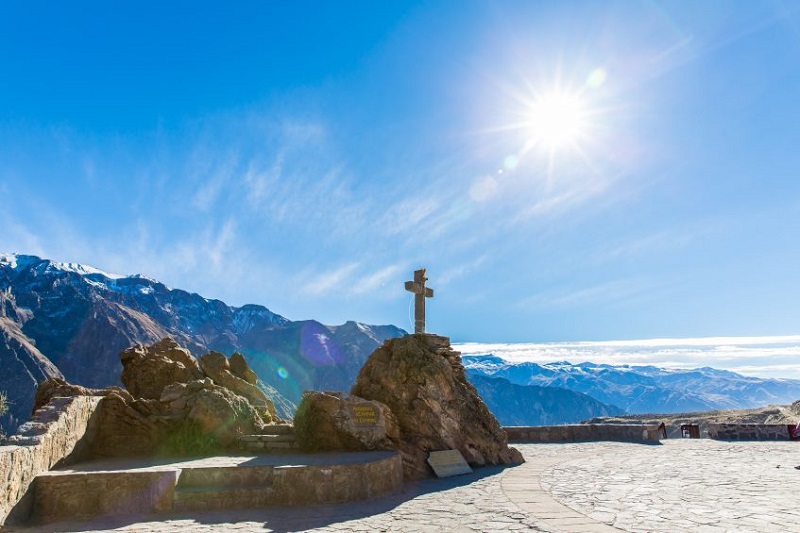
[24,451,402,525]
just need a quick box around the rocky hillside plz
[0,254,405,433]
[463,355,800,415]
[467,372,624,426]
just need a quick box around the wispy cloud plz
[596,229,694,262]
[300,262,362,296]
[438,255,490,286]
[455,335,800,379]
[189,149,240,212]
[353,264,404,295]
[518,278,658,310]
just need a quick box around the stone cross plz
[405,268,434,334]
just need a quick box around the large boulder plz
[352,334,524,479]
[200,351,277,422]
[294,391,398,452]
[120,338,203,399]
[229,352,259,385]
[160,378,268,446]
[92,392,169,456]
[27,340,278,457]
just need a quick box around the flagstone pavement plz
[10,440,800,532]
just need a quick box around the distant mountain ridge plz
[4,253,794,435]
[467,373,624,425]
[463,355,800,414]
[0,253,405,433]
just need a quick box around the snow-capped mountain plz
[463,355,800,414]
[0,253,405,433]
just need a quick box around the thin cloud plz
[519,278,656,310]
[455,335,800,379]
[353,264,404,296]
[300,262,362,296]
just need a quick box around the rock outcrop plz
[159,378,269,445]
[294,391,398,452]
[229,352,259,384]
[351,334,524,479]
[120,338,203,400]
[200,351,276,419]
[27,338,279,457]
[33,378,131,412]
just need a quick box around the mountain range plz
[463,355,800,414]
[0,253,405,433]
[4,253,793,436]
[1,253,624,435]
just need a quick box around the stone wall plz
[504,424,661,443]
[0,396,102,526]
[707,423,794,441]
[31,452,403,523]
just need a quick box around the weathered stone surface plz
[91,393,169,457]
[0,396,102,525]
[505,424,662,443]
[229,352,258,385]
[707,423,793,440]
[294,391,398,452]
[184,382,268,446]
[200,351,276,421]
[18,342,276,459]
[33,378,132,412]
[33,470,178,523]
[351,334,524,479]
[30,451,402,523]
[120,338,203,400]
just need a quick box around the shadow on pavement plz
[7,463,517,533]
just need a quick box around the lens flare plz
[586,68,607,88]
[503,155,519,170]
[277,367,288,379]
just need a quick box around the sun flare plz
[526,91,587,150]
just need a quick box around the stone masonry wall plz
[707,423,794,441]
[0,396,102,526]
[505,424,662,443]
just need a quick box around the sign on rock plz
[349,404,379,427]
[427,449,472,478]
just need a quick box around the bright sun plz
[525,91,587,151]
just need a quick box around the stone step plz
[259,423,295,435]
[243,433,296,443]
[237,433,297,452]
[177,465,274,489]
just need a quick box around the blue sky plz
[2,1,800,346]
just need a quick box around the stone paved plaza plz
[10,440,800,532]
